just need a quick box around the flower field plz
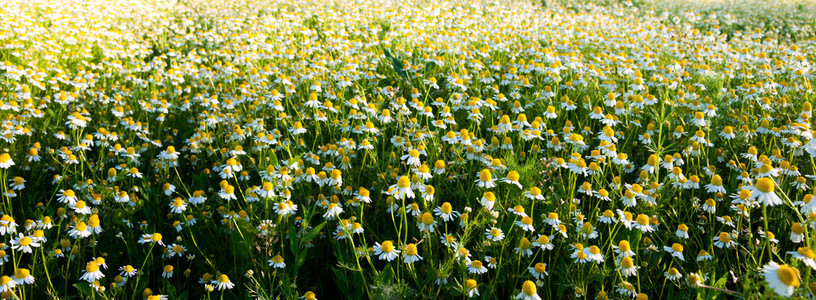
[1,0,815,298]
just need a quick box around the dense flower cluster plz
[0,0,815,298]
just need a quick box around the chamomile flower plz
[788,247,816,270]
[417,213,437,233]
[215,274,235,290]
[68,222,92,238]
[664,243,685,261]
[503,206,526,219]
[468,260,488,274]
[516,280,541,300]
[713,232,737,248]
[705,175,726,194]
[618,256,639,277]
[751,177,782,206]
[613,240,635,258]
[616,281,638,298]
[632,214,654,232]
[475,169,496,188]
[502,171,523,189]
[480,192,497,210]
[440,234,458,248]
[79,261,105,282]
[323,203,343,220]
[465,279,480,298]
[10,233,38,253]
[402,243,422,264]
[56,189,78,205]
[0,153,14,169]
[665,268,682,281]
[599,210,617,224]
[120,265,138,277]
[485,227,505,242]
[391,176,415,200]
[515,237,533,257]
[696,250,713,262]
[515,216,535,232]
[162,265,174,278]
[584,245,604,263]
[374,241,400,261]
[485,256,498,269]
[761,262,799,297]
[528,263,548,279]
[269,255,286,269]
[521,235,545,252]
[791,223,806,243]
[524,187,545,200]
[13,268,34,285]
[434,202,460,222]
[0,276,16,293]
[572,247,590,264]
[544,212,561,227]
[401,149,422,167]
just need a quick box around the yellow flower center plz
[421,213,434,225]
[798,247,815,259]
[576,251,587,259]
[480,169,492,182]
[304,292,316,300]
[272,255,284,263]
[756,177,774,193]
[582,223,594,234]
[619,241,631,252]
[636,214,649,225]
[590,246,600,255]
[718,232,731,243]
[519,238,531,249]
[778,265,800,287]
[86,262,99,273]
[522,280,536,295]
[466,279,477,290]
[711,175,722,185]
[217,274,230,283]
[490,229,501,237]
[15,269,30,279]
[381,241,394,253]
[404,244,418,256]
[622,257,634,268]
[471,260,483,269]
[397,176,411,188]
[793,223,806,234]
[508,171,520,181]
